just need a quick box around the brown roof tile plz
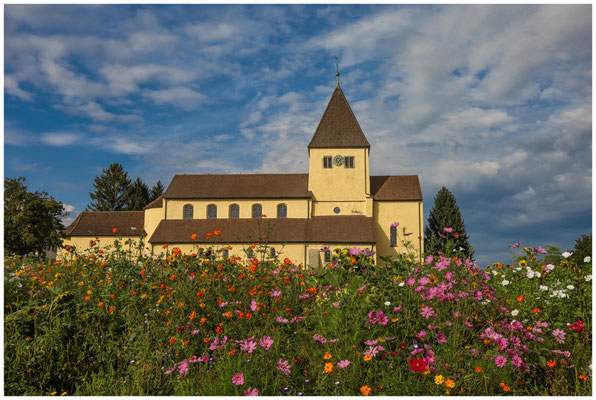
[164,174,310,199]
[148,216,375,244]
[370,175,423,201]
[308,86,370,148]
[64,211,145,236]
[144,195,164,210]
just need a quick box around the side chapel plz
[62,83,423,266]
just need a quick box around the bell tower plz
[307,85,371,217]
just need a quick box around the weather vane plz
[335,56,340,86]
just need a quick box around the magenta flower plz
[416,330,427,339]
[337,360,351,369]
[391,221,399,228]
[443,227,453,233]
[420,306,436,319]
[271,290,282,297]
[406,278,416,286]
[535,245,548,254]
[259,336,274,350]
[424,255,434,264]
[349,247,361,255]
[250,299,258,312]
[277,358,291,375]
[495,355,507,367]
[436,332,447,344]
[244,387,259,396]
[510,241,521,248]
[232,373,245,386]
[511,355,523,368]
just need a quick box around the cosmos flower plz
[562,251,573,258]
[495,356,507,367]
[277,358,291,375]
[552,329,566,344]
[244,387,259,396]
[337,360,350,369]
[232,373,244,386]
[260,336,274,350]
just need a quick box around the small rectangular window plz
[324,250,331,263]
[270,247,276,258]
[224,249,229,258]
[390,226,397,247]
[344,156,355,168]
[323,156,332,169]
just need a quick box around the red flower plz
[408,357,428,373]
[191,233,197,240]
[112,228,118,234]
[569,319,585,333]
[214,230,221,236]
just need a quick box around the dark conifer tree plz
[127,178,151,211]
[149,180,165,202]
[86,163,132,211]
[424,187,474,259]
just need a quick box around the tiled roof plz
[370,175,423,201]
[308,86,370,148]
[148,216,375,244]
[64,211,145,236]
[144,195,164,209]
[164,174,310,199]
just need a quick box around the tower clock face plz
[333,155,344,166]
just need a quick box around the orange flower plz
[360,385,371,396]
[363,354,372,361]
[284,258,292,266]
[169,337,177,344]
[140,269,145,277]
[112,228,118,233]
[547,359,556,368]
[474,366,483,373]
[516,295,525,302]
[100,262,107,267]
[189,311,197,320]
[170,275,177,281]
[214,230,221,236]
[502,386,511,392]
[579,374,588,380]
[110,294,115,299]
[191,233,197,240]
[84,296,90,301]
[245,313,252,320]
[324,362,333,373]
[163,244,169,249]
[203,338,211,343]
[532,308,542,314]
[183,341,190,345]
[323,352,332,360]
[483,338,491,345]
[109,307,114,313]
[227,245,233,250]
[350,258,356,264]
[97,302,104,307]
[215,326,223,334]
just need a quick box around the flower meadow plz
[4,232,592,396]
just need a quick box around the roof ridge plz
[64,212,83,235]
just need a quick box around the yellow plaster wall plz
[308,148,370,202]
[310,200,368,217]
[373,201,424,264]
[60,235,148,258]
[144,206,164,239]
[165,199,309,220]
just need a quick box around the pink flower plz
[416,330,427,339]
[420,306,435,319]
[443,227,453,233]
[349,247,361,255]
[332,301,340,307]
[424,255,434,264]
[271,290,282,297]
[391,221,400,228]
[232,373,244,386]
[495,355,507,367]
[511,355,523,368]
[259,336,274,350]
[277,358,291,375]
[406,278,416,286]
[552,329,566,344]
[337,360,351,369]
[436,332,447,344]
[244,387,259,396]
[250,299,257,312]
[178,359,189,376]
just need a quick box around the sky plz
[4,4,592,266]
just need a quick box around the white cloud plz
[143,87,207,109]
[41,133,79,146]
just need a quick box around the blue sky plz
[4,4,592,265]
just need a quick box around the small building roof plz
[308,86,370,149]
[144,195,164,210]
[148,215,375,244]
[163,173,310,199]
[370,175,423,201]
[64,211,145,237]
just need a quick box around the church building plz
[62,84,423,266]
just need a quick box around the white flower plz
[584,256,591,263]
[546,264,555,271]
[585,275,592,282]
[526,270,535,279]
[398,282,405,287]
[539,285,548,291]
[566,285,575,290]
[515,267,521,271]
[492,270,498,276]
[562,251,573,259]
[501,280,510,286]
[384,301,391,306]
[535,272,541,278]
[511,309,519,316]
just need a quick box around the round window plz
[333,207,341,214]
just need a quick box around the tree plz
[4,177,66,256]
[87,163,132,211]
[149,180,165,202]
[127,178,150,211]
[424,187,474,259]
[570,234,592,266]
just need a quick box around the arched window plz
[252,204,262,218]
[183,204,194,219]
[270,247,276,258]
[277,203,287,218]
[229,204,240,219]
[207,204,217,219]
[390,225,397,247]
[324,250,331,263]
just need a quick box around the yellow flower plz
[50,392,57,396]
[61,392,67,396]
[519,260,528,267]
[434,375,445,385]
[78,282,84,286]
[363,354,372,361]
[323,352,332,360]
[324,362,333,373]
[141,294,147,299]
[391,317,399,322]
[360,385,371,396]
[445,379,455,388]
[86,290,92,295]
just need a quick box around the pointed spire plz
[335,56,340,87]
[308,86,370,149]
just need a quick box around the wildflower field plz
[4,232,592,396]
